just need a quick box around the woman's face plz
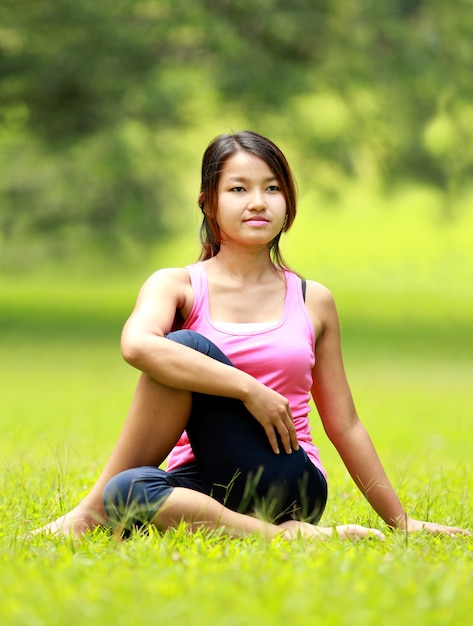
[215,151,287,249]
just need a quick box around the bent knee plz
[166,330,210,353]
[166,330,232,364]
[103,467,173,532]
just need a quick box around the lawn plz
[1,187,472,625]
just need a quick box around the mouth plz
[244,217,269,224]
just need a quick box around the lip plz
[244,217,269,224]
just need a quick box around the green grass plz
[1,187,472,625]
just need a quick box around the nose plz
[247,190,266,211]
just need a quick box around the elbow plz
[121,331,157,369]
[120,314,169,371]
[121,335,144,368]
[120,312,168,369]
[323,413,361,445]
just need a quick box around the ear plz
[198,191,205,210]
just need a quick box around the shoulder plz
[140,267,191,292]
[143,266,191,287]
[303,279,340,337]
[305,279,335,305]
[137,267,193,311]
[123,266,195,337]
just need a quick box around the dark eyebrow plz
[226,176,278,183]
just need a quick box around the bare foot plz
[29,506,105,538]
[279,520,385,541]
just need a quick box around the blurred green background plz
[1,0,473,271]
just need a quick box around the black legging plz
[103,330,327,532]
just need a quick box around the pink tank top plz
[166,262,326,478]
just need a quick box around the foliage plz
[1,0,473,263]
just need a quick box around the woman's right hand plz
[243,382,299,455]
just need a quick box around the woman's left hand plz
[279,520,386,541]
[403,517,470,536]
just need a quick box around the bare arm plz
[121,268,298,455]
[307,281,469,535]
[122,269,259,397]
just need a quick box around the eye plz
[267,185,280,192]
[230,186,245,192]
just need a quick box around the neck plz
[208,245,279,282]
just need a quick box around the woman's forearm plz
[122,330,299,455]
[122,331,257,401]
[329,420,407,528]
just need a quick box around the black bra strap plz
[301,279,307,302]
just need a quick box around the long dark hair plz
[198,130,297,267]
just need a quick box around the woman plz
[37,131,468,541]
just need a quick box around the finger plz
[275,421,293,455]
[440,525,471,536]
[413,521,471,536]
[285,406,299,451]
[287,417,299,452]
[434,526,471,536]
[265,426,280,455]
[281,407,298,452]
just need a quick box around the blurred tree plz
[276,0,473,211]
[1,0,332,142]
[0,0,472,263]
